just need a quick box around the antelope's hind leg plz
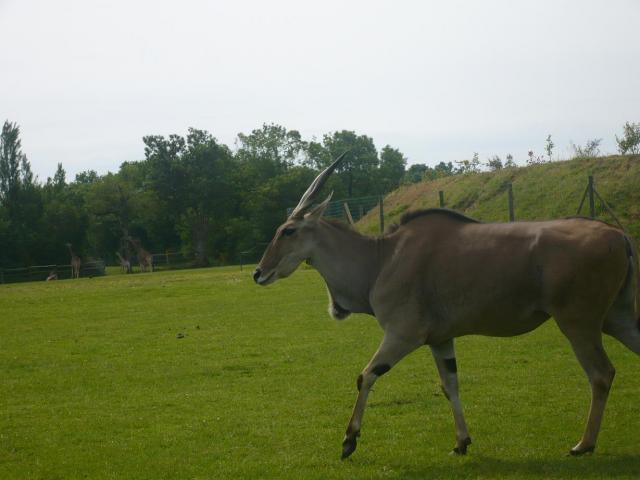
[430,339,472,454]
[557,319,615,456]
[341,333,422,460]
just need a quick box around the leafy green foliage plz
[6,118,636,269]
[0,121,42,266]
[545,134,555,161]
[571,138,602,158]
[0,122,409,268]
[378,146,407,193]
[455,153,481,174]
[485,155,503,171]
[616,122,640,155]
[403,162,455,184]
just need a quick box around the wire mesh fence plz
[0,176,629,284]
[308,175,629,236]
[149,252,195,271]
[0,260,106,284]
[286,195,381,224]
[431,175,626,231]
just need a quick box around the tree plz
[142,133,188,249]
[571,139,602,158]
[545,135,555,161]
[47,163,66,192]
[180,128,237,265]
[486,155,503,171]
[402,161,455,184]
[432,161,455,178]
[321,131,379,197]
[84,173,140,258]
[0,120,34,203]
[41,165,88,265]
[378,146,406,192]
[526,149,546,165]
[616,122,640,155]
[0,121,42,266]
[455,153,480,174]
[75,170,99,184]
[505,154,516,168]
[236,123,305,178]
[403,164,428,184]
[245,166,318,249]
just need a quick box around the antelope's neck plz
[310,221,383,315]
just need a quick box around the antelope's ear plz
[304,192,333,223]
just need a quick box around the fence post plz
[508,182,515,222]
[379,196,384,234]
[588,175,595,219]
[439,190,445,208]
[343,202,354,225]
[0,268,3,284]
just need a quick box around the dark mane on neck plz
[386,208,480,234]
[402,208,479,225]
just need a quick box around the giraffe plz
[65,243,81,279]
[115,251,132,274]
[127,237,153,273]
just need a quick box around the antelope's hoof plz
[569,445,595,456]
[451,437,472,455]
[341,436,358,460]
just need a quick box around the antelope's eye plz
[282,227,296,237]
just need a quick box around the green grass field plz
[2,267,640,479]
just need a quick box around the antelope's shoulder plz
[399,208,480,227]
[386,208,479,235]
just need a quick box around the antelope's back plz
[375,211,631,335]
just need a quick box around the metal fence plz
[1,176,625,284]
[149,252,195,271]
[283,175,626,236]
[436,175,625,231]
[0,260,106,284]
[286,195,382,224]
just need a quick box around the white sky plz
[1,0,639,180]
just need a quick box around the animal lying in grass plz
[254,153,639,459]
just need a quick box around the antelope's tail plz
[623,234,640,327]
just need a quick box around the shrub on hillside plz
[616,122,640,155]
[571,138,602,159]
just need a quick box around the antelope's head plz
[253,152,346,286]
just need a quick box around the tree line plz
[2,120,638,269]
[0,122,410,268]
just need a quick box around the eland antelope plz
[253,153,639,459]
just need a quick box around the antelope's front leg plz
[341,334,421,459]
[430,339,471,454]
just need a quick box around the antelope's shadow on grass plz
[396,453,640,479]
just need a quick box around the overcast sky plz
[1,0,639,180]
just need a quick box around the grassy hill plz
[358,155,640,239]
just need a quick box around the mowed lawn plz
[1,266,640,479]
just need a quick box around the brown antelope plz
[254,153,640,459]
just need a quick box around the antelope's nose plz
[253,268,262,284]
